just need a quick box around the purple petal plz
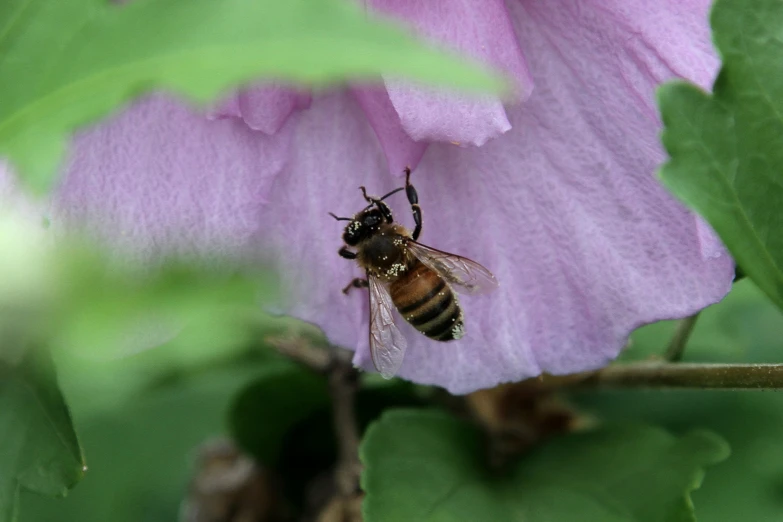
[56,94,296,262]
[351,86,427,174]
[584,0,719,93]
[50,0,734,394]
[208,85,311,135]
[368,0,532,146]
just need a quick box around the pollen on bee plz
[386,263,407,277]
[452,323,465,340]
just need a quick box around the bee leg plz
[360,186,396,223]
[342,278,369,294]
[360,192,394,224]
[404,166,423,240]
[376,200,394,223]
[359,185,373,203]
[338,247,357,260]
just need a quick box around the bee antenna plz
[328,212,352,221]
[379,186,405,201]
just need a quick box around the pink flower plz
[43,0,733,393]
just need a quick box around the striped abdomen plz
[389,260,464,341]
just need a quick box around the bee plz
[329,167,498,379]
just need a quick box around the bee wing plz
[407,240,499,295]
[368,273,408,379]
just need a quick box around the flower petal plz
[351,86,427,174]
[375,0,730,391]
[522,0,718,123]
[55,94,295,261]
[208,85,311,135]
[368,0,532,146]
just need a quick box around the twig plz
[328,349,362,497]
[265,334,331,372]
[535,362,783,391]
[663,312,701,362]
[266,335,362,497]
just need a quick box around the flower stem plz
[663,312,701,362]
[536,363,783,391]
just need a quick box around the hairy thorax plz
[358,223,412,281]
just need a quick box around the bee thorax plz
[360,233,409,279]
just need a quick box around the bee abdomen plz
[390,263,465,342]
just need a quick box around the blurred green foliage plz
[0,209,279,518]
[229,359,429,518]
[20,357,271,522]
[17,280,783,522]
[230,364,330,466]
[0,213,276,368]
[619,280,783,364]
[578,280,783,522]
[658,0,783,310]
[0,0,503,193]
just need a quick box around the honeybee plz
[330,167,498,379]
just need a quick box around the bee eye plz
[343,220,364,246]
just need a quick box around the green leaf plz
[361,410,729,522]
[0,0,504,194]
[579,390,783,522]
[0,349,84,522]
[229,364,329,466]
[657,0,783,310]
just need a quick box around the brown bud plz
[466,380,591,466]
[316,493,363,522]
[179,438,284,522]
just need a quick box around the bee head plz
[343,208,384,246]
